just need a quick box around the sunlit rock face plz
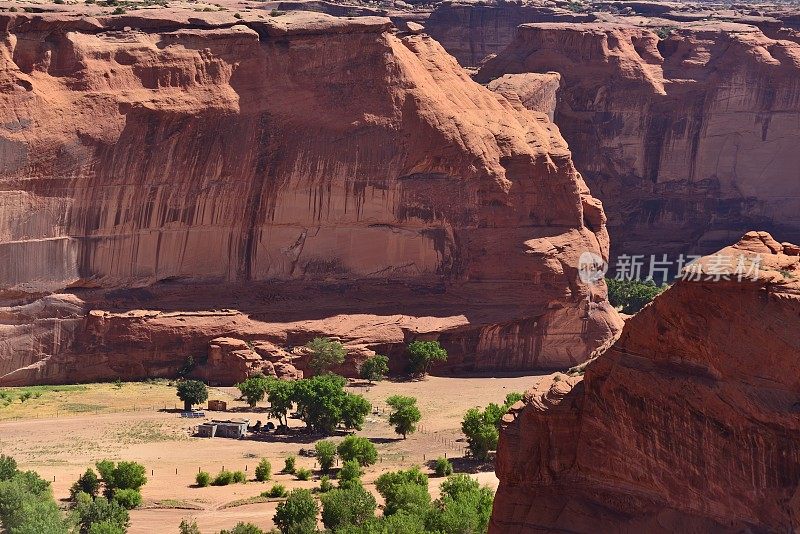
[491,231,800,533]
[477,22,800,261]
[0,11,620,385]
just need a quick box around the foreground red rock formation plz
[491,231,800,532]
[477,22,800,262]
[0,11,621,385]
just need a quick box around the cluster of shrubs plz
[267,469,492,534]
[0,454,149,534]
[461,392,524,460]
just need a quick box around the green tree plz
[292,374,347,434]
[406,341,447,377]
[359,355,389,384]
[273,489,318,534]
[374,467,429,516]
[95,460,147,497]
[267,380,295,427]
[461,406,500,460]
[72,493,129,534]
[219,523,264,534]
[382,483,430,517]
[236,375,270,408]
[336,436,377,467]
[433,457,453,477]
[70,469,100,500]
[336,460,362,489]
[424,474,494,534]
[386,395,421,439]
[111,488,142,509]
[321,484,377,530]
[341,394,371,431]
[0,465,69,534]
[336,511,427,534]
[0,455,17,480]
[255,459,272,482]
[12,498,69,534]
[605,278,667,314]
[305,337,346,374]
[176,380,208,412]
[318,476,333,493]
[504,392,524,406]
[179,518,201,534]
[87,521,125,534]
[314,440,337,473]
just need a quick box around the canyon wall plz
[424,1,596,67]
[0,11,621,385]
[477,22,800,264]
[491,231,800,532]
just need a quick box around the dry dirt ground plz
[0,374,547,533]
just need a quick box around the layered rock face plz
[424,1,596,67]
[491,231,800,532]
[477,23,800,262]
[0,11,620,385]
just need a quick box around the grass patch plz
[63,403,106,413]
[220,494,283,509]
[114,422,186,444]
[142,499,204,510]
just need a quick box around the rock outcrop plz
[0,10,621,385]
[424,1,596,67]
[491,231,800,532]
[477,23,800,264]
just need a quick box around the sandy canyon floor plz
[0,375,542,532]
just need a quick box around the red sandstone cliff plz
[424,1,596,67]
[0,11,621,385]
[491,231,800,532]
[477,22,800,264]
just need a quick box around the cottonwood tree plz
[386,395,421,439]
[406,341,447,377]
[359,354,389,384]
[305,337,346,374]
[176,380,208,412]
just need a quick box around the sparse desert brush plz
[231,470,247,484]
[195,471,211,487]
[212,470,234,486]
[262,483,288,498]
[434,457,453,477]
[295,467,312,481]
[255,458,271,482]
[283,455,296,474]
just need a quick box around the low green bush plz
[195,472,211,487]
[295,468,312,481]
[212,471,234,486]
[262,484,288,498]
[434,457,453,477]
[283,456,296,474]
[112,488,142,509]
[254,459,271,482]
[231,471,247,484]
